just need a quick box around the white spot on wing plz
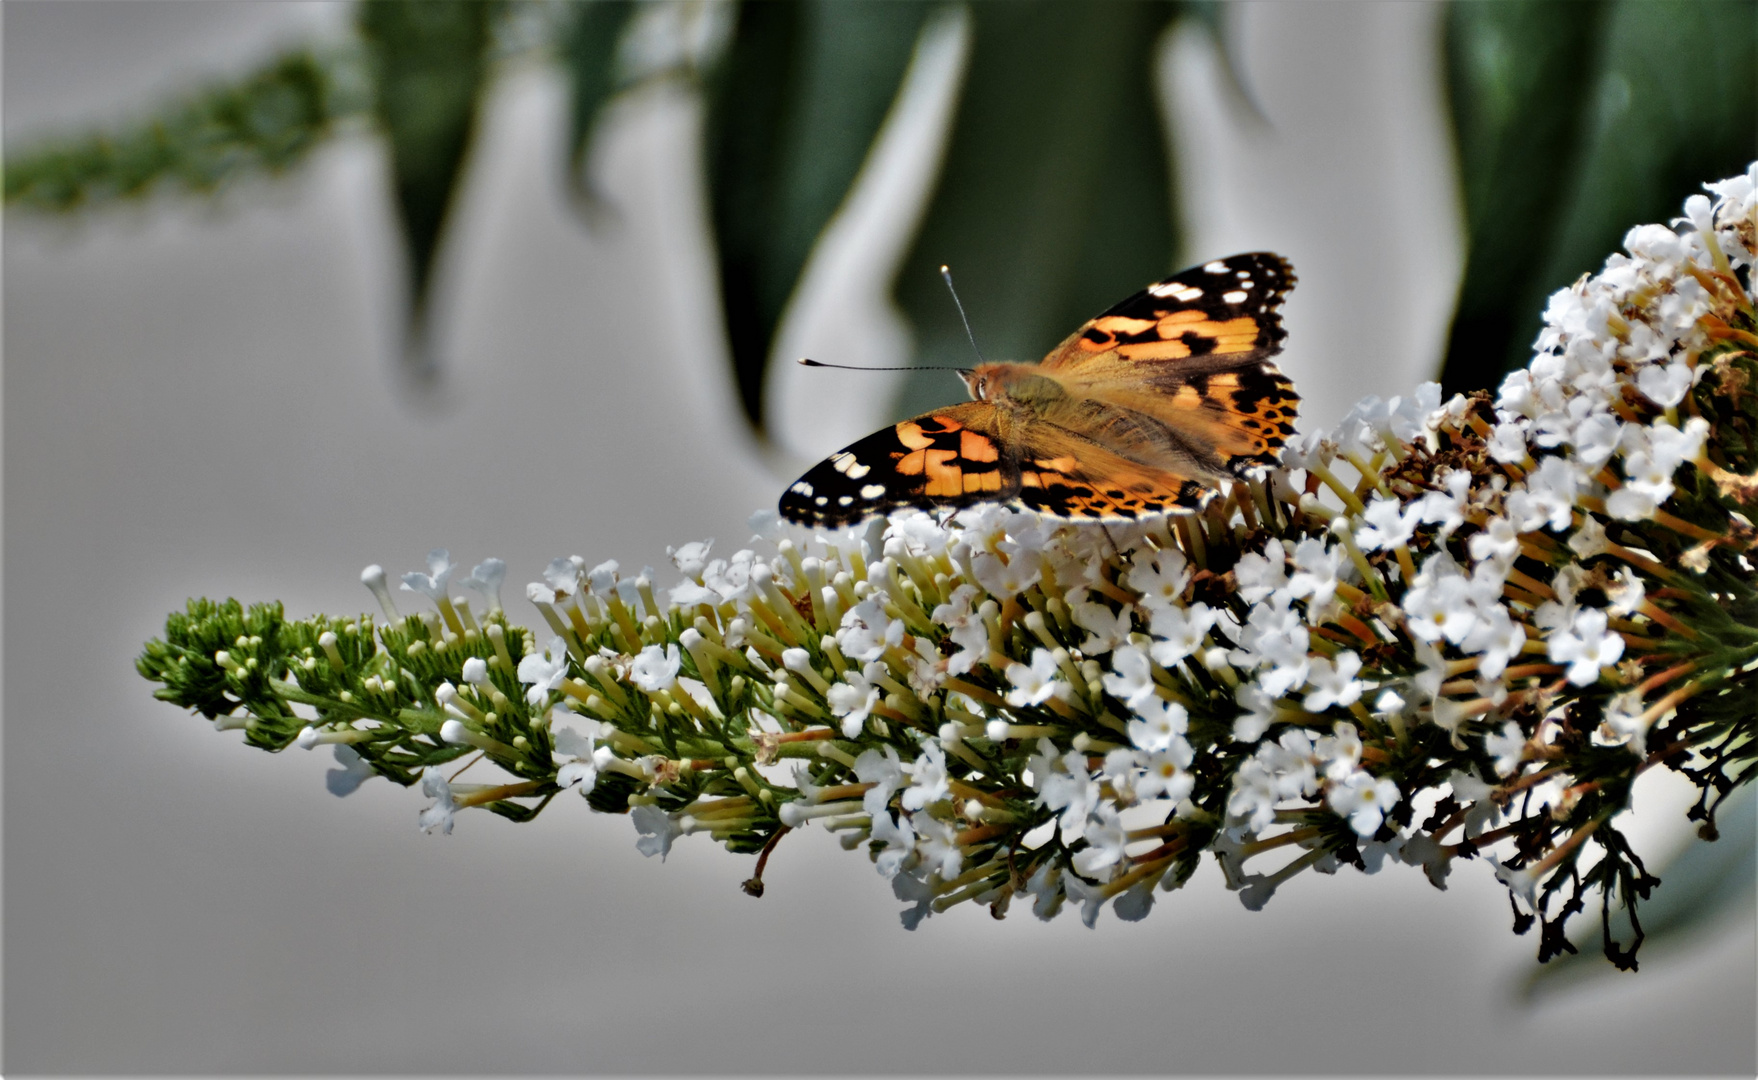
[1203,261,1228,273]
[860,484,886,499]
[845,461,870,479]
[814,496,828,506]
[1222,290,1248,303]
[838,495,854,506]
[830,452,856,474]
[1150,281,1203,301]
[790,481,813,495]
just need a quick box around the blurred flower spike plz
[139,167,1758,969]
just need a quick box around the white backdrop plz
[6,2,1753,1074]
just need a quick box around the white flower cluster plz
[433,165,1758,931]
[161,165,1736,955]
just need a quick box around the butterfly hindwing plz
[1005,422,1216,519]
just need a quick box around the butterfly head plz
[955,367,987,400]
[960,362,1064,406]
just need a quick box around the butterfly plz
[779,253,1299,528]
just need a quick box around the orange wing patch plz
[1079,311,1264,360]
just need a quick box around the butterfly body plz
[780,253,1299,528]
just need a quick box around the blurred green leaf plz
[892,0,1182,421]
[1521,782,1756,998]
[3,49,360,211]
[1439,0,1610,397]
[1440,0,1758,395]
[357,0,501,379]
[704,0,938,432]
[561,0,638,206]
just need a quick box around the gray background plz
[6,2,1754,1074]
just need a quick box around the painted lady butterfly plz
[779,253,1299,527]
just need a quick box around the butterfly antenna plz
[940,264,986,364]
[797,358,969,372]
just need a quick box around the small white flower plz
[1355,495,1419,551]
[1446,769,1503,837]
[1402,553,1479,646]
[553,720,601,758]
[516,636,571,706]
[1287,537,1345,607]
[631,803,678,860]
[1489,854,1544,911]
[417,767,457,834]
[853,746,906,816]
[1039,752,1099,836]
[827,661,887,739]
[1315,721,1363,783]
[461,558,506,611]
[1147,602,1217,667]
[701,549,758,603]
[1025,860,1065,921]
[400,548,454,602]
[1226,757,1280,834]
[1483,719,1528,778]
[887,511,954,555]
[838,597,903,662]
[1072,804,1129,876]
[972,546,1042,599]
[1461,603,1526,681]
[556,755,599,792]
[326,744,375,797]
[667,538,714,576]
[1233,543,1290,603]
[1304,651,1364,712]
[1005,648,1061,707]
[1415,469,1472,539]
[1548,607,1624,686]
[1636,360,1694,408]
[1128,697,1189,752]
[629,643,682,693]
[1232,683,1278,743]
[1605,566,1645,616]
[870,809,916,879]
[1468,516,1521,565]
[1136,741,1195,803]
[900,744,950,811]
[931,584,991,674]
[1487,419,1531,464]
[913,814,963,879]
[1068,589,1134,654]
[1101,644,1156,712]
[543,557,583,598]
[585,559,620,595]
[1327,770,1399,837]
[1598,688,1649,755]
[1571,411,1624,468]
[1124,548,1191,612]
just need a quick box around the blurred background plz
[5,1,1754,1073]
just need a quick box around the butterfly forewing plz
[1042,252,1294,370]
[1041,252,1300,477]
